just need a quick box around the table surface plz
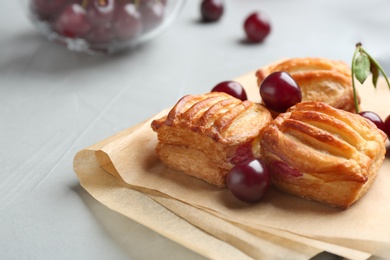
[1,0,390,259]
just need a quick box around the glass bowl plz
[23,0,186,54]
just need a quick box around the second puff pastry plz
[151,92,272,188]
[260,102,387,208]
[256,57,359,112]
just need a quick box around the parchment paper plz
[74,72,390,260]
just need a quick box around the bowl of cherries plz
[25,0,186,54]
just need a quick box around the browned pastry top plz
[261,102,387,183]
[152,92,272,145]
[256,57,351,81]
[256,57,358,112]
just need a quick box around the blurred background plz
[1,0,389,259]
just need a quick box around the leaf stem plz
[360,48,390,90]
[351,43,390,113]
[351,45,361,113]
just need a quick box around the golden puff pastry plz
[151,92,272,188]
[256,57,358,112]
[260,102,387,208]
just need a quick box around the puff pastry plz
[256,58,358,112]
[151,92,272,188]
[260,102,387,208]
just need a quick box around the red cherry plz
[359,111,385,132]
[86,24,114,44]
[86,0,115,26]
[243,11,271,43]
[200,0,224,22]
[259,71,302,112]
[54,3,92,38]
[31,0,68,21]
[211,81,247,101]
[139,1,165,33]
[226,158,270,203]
[384,115,390,137]
[113,3,142,40]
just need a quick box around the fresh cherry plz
[211,81,247,101]
[31,0,68,21]
[243,11,271,42]
[226,158,270,203]
[139,1,165,33]
[86,24,114,44]
[112,3,142,40]
[385,115,390,138]
[86,0,115,26]
[200,0,224,22]
[54,3,92,38]
[30,0,171,49]
[359,111,385,132]
[259,71,302,112]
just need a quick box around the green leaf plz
[354,53,371,84]
[370,59,379,88]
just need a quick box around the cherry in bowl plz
[226,158,270,203]
[25,0,185,54]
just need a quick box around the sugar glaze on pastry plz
[151,92,272,188]
[260,102,387,208]
[256,58,358,112]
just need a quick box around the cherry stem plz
[81,0,89,9]
[351,44,361,113]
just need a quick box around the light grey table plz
[1,0,389,259]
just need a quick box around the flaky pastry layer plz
[256,57,358,112]
[151,92,272,187]
[260,102,387,208]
